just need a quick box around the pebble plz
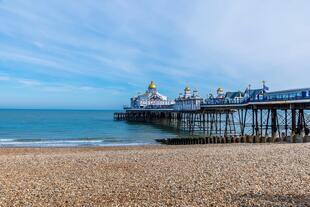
[0,144,308,206]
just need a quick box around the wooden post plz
[255,109,259,136]
[271,109,277,140]
[260,109,263,137]
[292,109,296,136]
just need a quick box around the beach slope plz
[0,144,309,206]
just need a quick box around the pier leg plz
[285,109,288,137]
[255,109,259,136]
[260,109,263,137]
[271,109,277,141]
[265,109,270,137]
[252,109,255,136]
[292,109,296,137]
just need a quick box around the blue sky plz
[1,0,310,109]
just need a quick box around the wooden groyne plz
[156,135,310,145]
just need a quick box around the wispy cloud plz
[0,75,10,81]
[17,79,41,86]
[0,74,42,87]
[0,74,122,95]
[0,0,310,108]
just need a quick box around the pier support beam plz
[271,109,277,140]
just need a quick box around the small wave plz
[0,138,152,148]
[0,138,17,142]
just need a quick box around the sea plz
[0,109,181,147]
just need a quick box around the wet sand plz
[0,143,309,206]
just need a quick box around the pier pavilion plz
[128,81,175,109]
[174,86,203,111]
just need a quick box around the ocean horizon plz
[0,109,181,147]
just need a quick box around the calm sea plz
[0,109,180,147]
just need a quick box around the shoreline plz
[0,141,157,148]
[0,140,301,149]
[0,143,309,206]
[0,141,298,150]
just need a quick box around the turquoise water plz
[0,109,179,147]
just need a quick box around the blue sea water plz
[0,109,179,147]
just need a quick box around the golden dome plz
[184,86,191,91]
[148,81,156,89]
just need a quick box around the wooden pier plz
[114,100,310,145]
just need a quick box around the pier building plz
[174,87,203,111]
[245,88,264,102]
[206,88,244,105]
[225,91,244,102]
[129,81,175,109]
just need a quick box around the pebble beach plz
[0,143,309,206]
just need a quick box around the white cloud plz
[176,1,310,88]
[1,0,310,108]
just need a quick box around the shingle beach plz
[0,143,309,206]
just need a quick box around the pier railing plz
[205,95,310,106]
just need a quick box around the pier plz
[114,81,310,144]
